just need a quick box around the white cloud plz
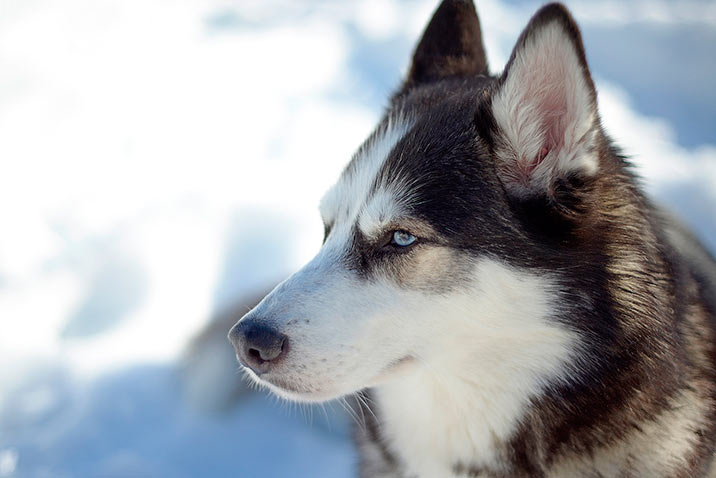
[598,81,716,196]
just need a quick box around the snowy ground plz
[0,0,714,476]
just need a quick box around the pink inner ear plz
[494,22,597,195]
[515,44,572,170]
[536,145,550,164]
[521,93,566,178]
[537,77,569,156]
[522,146,549,178]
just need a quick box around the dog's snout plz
[229,319,288,374]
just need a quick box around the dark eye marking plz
[323,222,333,244]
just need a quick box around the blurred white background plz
[0,0,715,476]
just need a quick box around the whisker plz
[356,390,378,423]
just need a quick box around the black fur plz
[401,0,488,94]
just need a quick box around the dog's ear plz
[402,0,488,90]
[491,3,599,199]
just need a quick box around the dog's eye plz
[391,230,417,247]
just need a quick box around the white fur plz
[357,186,416,240]
[319,114,413,240]
[245,247,578,476]
[375,259,578,476]
[492,21,598,196]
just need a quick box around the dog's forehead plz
[319,113,415,238]
[319,80,495,240]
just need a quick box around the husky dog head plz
[230,1,604,403]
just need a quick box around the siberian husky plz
[228,2,716,476]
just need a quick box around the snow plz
[0,0,714,476]
[1,364,354,478]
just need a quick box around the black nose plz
[229,319,288,374]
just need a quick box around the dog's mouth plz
[385,355,415,370]
[368,355,417,386]
[260,374,314,394]
[242,366,331,401]
[241,354,417,402]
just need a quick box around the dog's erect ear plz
[491,3,599,199]
[402,0,488,90]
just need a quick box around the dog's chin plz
[242,367,345,403]
[242,355,418,403]
[265,382,342,403]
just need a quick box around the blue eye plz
[392,230,416,247]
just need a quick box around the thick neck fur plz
[356,148,716,477]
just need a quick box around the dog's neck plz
[372,348,564,477]
[373,371,510,476]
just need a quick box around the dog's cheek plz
[393,246,470,293]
